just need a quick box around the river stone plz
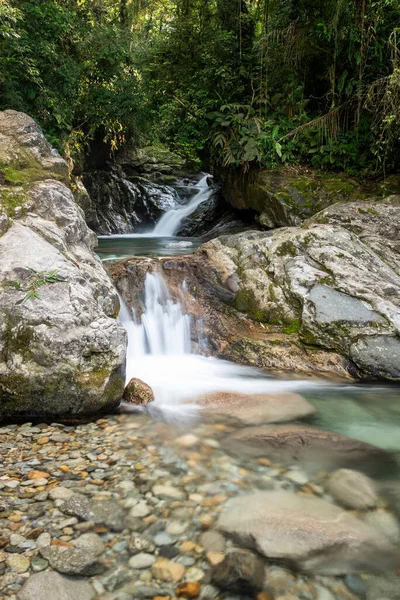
[128,552,157,569]
[350,336,400,380]
[217,491,399,574]
[222,424,396,474]
[212,550,265,594]
[90,500,125,531]
[327,469,378,509]
[17,571,95,600]
[123,377,154,405]
[0,110,126,419]
[192,391,315,425]
[365,574,400,600]
[72,532,105,556]
[40,545,99,575]
[361,510,400,544]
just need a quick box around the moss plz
[291,178,319,194]
[268,283,278,303]
[2,313,34,360]
[276,240,297,257]
[282,319,301,334]
[0,187,29,217]
[234,289,269,323]
[318,275,334,286]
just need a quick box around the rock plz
[31,557,49,572]
[123,378,154,405]
[49,487,74,501]
[222,424,396,474]
[128,552,156,569]
[211,550,265,594]
[217,491,399,574]
[130,502,151,517]
[17,571,95,600]
[218,167,369,228]
[175,582,201,598]
[199,531,226,553]
[40,545,99,575]
[361,510,400,544]
[62,494,92,520]
[193,391,315,425]
[327,469,378,509]
[90,500,125,531]
[6,553,30,572]
[153,485,185,500]
[0,110,126,420]
[128,534,156,555]
[151,558,186,582]
[365,574,400,599]
[175,434,199,448]
[72,533,105,556]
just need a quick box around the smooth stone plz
[128,534,156,555]
[152,485,184,500]
[199,531,226,553]
[217,491,399,574]
[365,574,400,600]
[49,487,74,501]
[17,571,95,600]
[344,574,367,599]
[361,510,400,544]
[151,558,185,582]
[128,553,156,570]
[6,554,30,573]
[31,557,49,573]
[212,551,265,594]
[327,469,378,509]
[72,532,105,556]
[154,532,174,546]
[193,391,315,426]
[40,546,98,575]
[129,502,151,518]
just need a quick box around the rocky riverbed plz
[1,410,400,600]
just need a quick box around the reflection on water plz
[97,234,201,262]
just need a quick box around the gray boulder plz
[40,545,99,575]
[17,571,95,600]
[200,199,400,380]
[0,110,126,419]
[217,491,399,574]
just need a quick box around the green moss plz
[0,187,29,217]
[276,240,297,257]
[291,178,319,194]
[2,313,34,360]
[282,319,301,334]
[318,275,334,286]
[234,288,269,323]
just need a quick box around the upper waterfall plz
[153,175,213,236]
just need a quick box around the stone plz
[361,510,400,544]
[72,533,105,556]
[128,534,156,555]
[212,551,265,594]
[90,500,125,531]
[217,491,399,574]
[327,469,378,509]
[175,582,201,598]
[365,574,400,600]
[192,392,315,425]
[62,494,92,520]
[153,485,184,500]
[49,487,74,501]
[130,502,151,518]
[129,553,157,569]
[123,378,154,405]
[6,553,30,573]
[175,434,199,448]
[40,545,99,575]
[199,531,226,553]
[222,424,396,474]
[151,559,185,582]
[31,557,49,573]
[17,571,95,600]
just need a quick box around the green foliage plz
[12,268,66,303]
[1,0,400,173]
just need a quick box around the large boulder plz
[222,424,396,474]
[0,110,126,420]
[217,491,400,574]
[199,198,400,380]
[192,391,315,425]
[217,167,374,228]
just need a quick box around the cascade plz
[118,271,321,413]
[153,175,212,236]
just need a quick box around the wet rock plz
[153,485,185,500]
[62,494,92,520]
[175,581,201,598]
[90,500,125,531]
[361,510,400,544]
[123,378,154,406]
[327,469,378,509]
[217,491,399,574]
[199,531,226,553]
[222,424,396,474]
[40,545,99,575]
[17,571,95,600]
[151,558,186,582]
[128,552,156,569]
[128,534,156,555]
[364,574,400,600]
[72,533,105,556]
[5,553,30,573]
[212,550,265,594]
[193,391,315,425]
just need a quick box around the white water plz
[118,271,323,414]
[153,175,213,236]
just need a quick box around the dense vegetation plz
[1,0,400,174]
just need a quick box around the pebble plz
[152,559,185,582]
[6,554,30,573]
[128,553,156,569]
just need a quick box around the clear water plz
[97,234,201,262]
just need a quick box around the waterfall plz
[118,272,320,414]
[153,175,212,236]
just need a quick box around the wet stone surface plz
[0,413,399,600]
